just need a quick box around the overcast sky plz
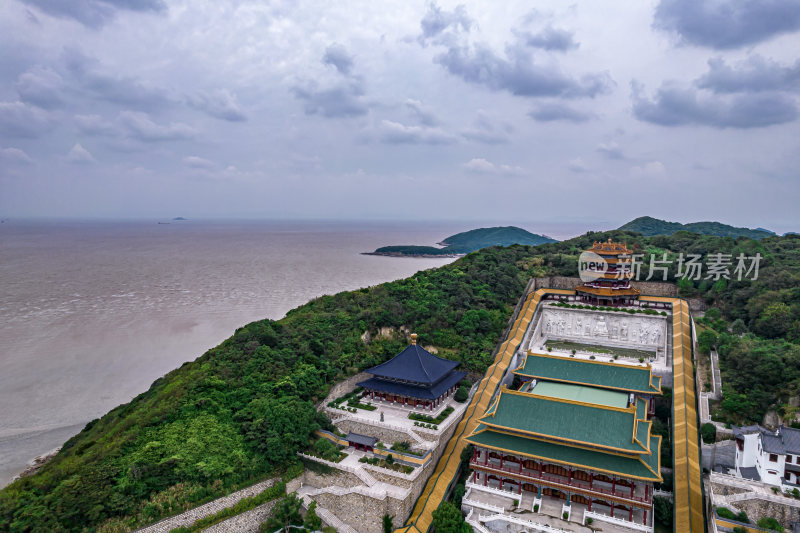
[1,0,799,233]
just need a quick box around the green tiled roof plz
[479,388,649,454]
[466,427,661,481]
[531,381,629,408]
[514,353,661,394]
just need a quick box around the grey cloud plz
[434,41,612,98]
[187,90,246,121]
[64,49,173,110]
[118,110,195,141]
[183,156,214,169]
[461,111,512,144]
[0,101,52,138]
[596,142,625,159]
[74,114,117,136]
[522,26,579,51]
[0,147,34,165]
[653,0,800,49]
[16,67,64,109]
[20,0,166,29]
[528,102,593,122]
[696,56,800,94]
[291,81,368,118]
[66,143,96,164]
[462,157,523,175]
[323,44,354,75]
[631,81,798,128]
[405,99,439,126]
[419,3,472,41]
[377,120,457,144]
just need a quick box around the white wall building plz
[733,424,800,489]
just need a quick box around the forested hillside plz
[619,216,774,240]
[2,229,799,532]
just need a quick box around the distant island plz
[173,217,187,221]
[367,226,557,257]
[618,216,774,240]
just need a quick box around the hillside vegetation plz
[2,229,799,532]
[619,216,774,240]
[371,225,556,256]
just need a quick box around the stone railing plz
[299,494,358,533]
[296,452,378,486]
[461,497,505,514]
[561,502,571,520]
[477,512,570,533]
[464,509,493,533]
[466,480,519,499]
[583,510,653,533]
[653,489,673,501]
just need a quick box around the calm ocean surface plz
[0,220,470,486]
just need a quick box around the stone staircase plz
[299,492,358,533]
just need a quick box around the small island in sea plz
[366,226,557,257]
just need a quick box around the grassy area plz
[545,340,655,360]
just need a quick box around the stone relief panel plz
[537,308,667,349]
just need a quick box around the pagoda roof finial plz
[411,333,418,345]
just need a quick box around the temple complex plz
[576,239,641,306]
[463,352,662,531]
[358,334,466,411]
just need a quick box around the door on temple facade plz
[571,494,590,505]
[543,488,567,500]
[543,464,569,477]
[572,469,591,482]
[523,459,540,471]
[522,483,537,493]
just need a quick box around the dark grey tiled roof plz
[345,432,378,447]
[780,426,800,455]
[366,343,460,385]
[357,370,466,400]
[761,429,786,454]
[732,424,761,439]
[740,466,761,481]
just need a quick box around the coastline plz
[11,447,61,483]
[361,251,465,258]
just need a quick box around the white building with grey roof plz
[734,424,800,489]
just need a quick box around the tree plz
[314,438,337,461]
[698,330,718,355]
[304,501,322,532]
[731,318,747,335]
[653,496,673,527]
[382,513,394,533]
[265,493,303,532]
[701,422,717,444]
[431,501,472,533]
[754,303,792,339]
[757,516,785,532]
[454,386,469,403]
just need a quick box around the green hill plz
[3,228,800,532]
[370,226,556,256]
[619,216,774,239]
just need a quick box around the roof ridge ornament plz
[411,333,418,345]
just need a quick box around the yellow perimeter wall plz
[396,288,573,533]
[395,290,704,533]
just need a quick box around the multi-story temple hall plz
[576,239,641,306]
[464,353,663,530]
[357,333,466,410]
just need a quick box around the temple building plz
[358,333,466,411]
[576,238,641,306]
[463,353,662,530]
[733,424,800,488]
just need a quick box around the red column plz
[645,484,649,500]
[590,472,593,489]
[519,460,522,474]
[611,503,615,518]
[499,479,504,490]
[643,510,647,525]
[631,482,635,497]
[484,473,487,486]
[500,455,504,469]
[612,477,616,495]
[629,508,633,521]
[518,482,522,495]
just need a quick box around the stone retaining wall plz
[531,276,678,298]
[203,499,279,533]
[320,372,371,408]
[336,419,422,446]
[302,467,363,491]
[134,478,277,533]
[735,498,800,530]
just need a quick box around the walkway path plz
[133,477,278,533]
[395,288,573,533]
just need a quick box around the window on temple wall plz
[770,454,779,462]
[796,456,800,464]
